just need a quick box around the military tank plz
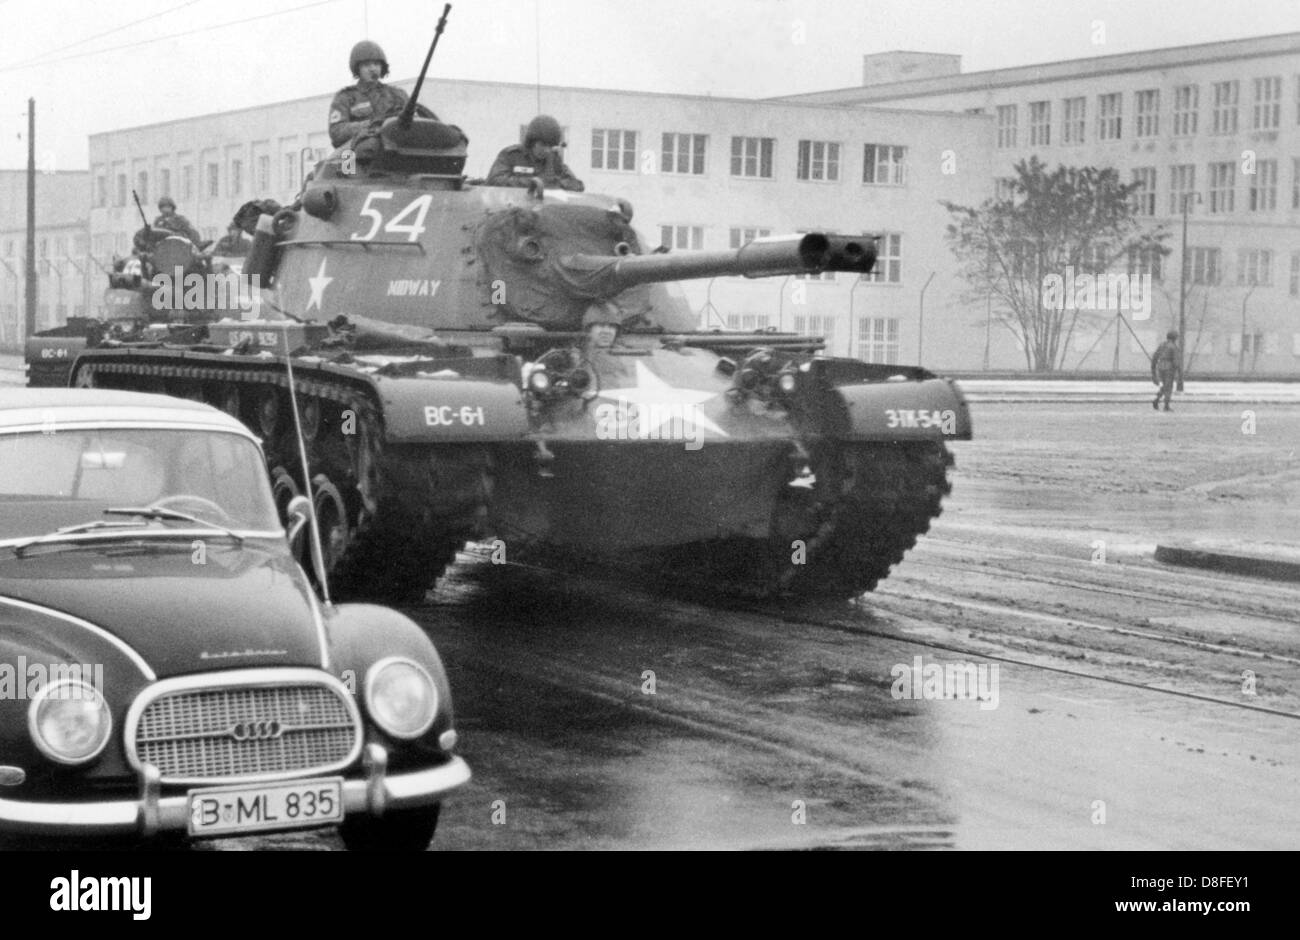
[25,224,246,387]
[67,28,970,605]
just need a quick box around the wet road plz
[207,398,1300,851]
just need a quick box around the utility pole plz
[1176,191,1201,391]
[25,98,37,343]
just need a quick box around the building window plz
[256,155,270,191]
[159,169,170,200]
[659,225,703,251]
[1028,101,1051,146]
[792,314,836,348]
[862,144,906,185]
[1189,247,1222,285]
[181,165,193,200]
[136,171,148,203]
[1169,164,1196,215]
[1249,160,1277,211]
[230,159,243,197]
[1173,85,1198,136]
[1290,252,1300,297]
[1131,167,1156,216]
[1252,77,1281,130]
[206,162,220,198]
[1237,249,1272,286]
[283,152,298,192]
[796,140,839,181]
[1062,96,1086,143]
[730,136,774,178]
[1135,90,1159,137]
[728,227,771,248]
[726,312,772,331]
[591,129,637,172]
[1127,245,1163,283]
[95,175,107,207]
[1208,162,1235,213]
[858,317,900,364]
[1097,93,1122,140]
[996,105,1018,148]
[1211,81,1239,134]
[1293,158,1300,209]
[861,233,902,283]
[114,174,126,207]
[661,133,707,175]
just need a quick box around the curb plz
[1154,543,1300,583]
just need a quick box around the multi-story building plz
[0,170,91,348]
[86,78,990,369]
[781,33,1300,374]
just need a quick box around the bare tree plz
[944,157,1168,372]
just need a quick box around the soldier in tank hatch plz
[487,115,585,191]
[329,40,440,150]
[1151,330,1182,411]
[152,196,205,246]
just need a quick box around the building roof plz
[774,31,1300,105]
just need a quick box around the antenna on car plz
[282,330,332,605]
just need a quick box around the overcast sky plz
[2,0,1298,171]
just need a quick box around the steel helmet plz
[582,301,621,329]
[524,114,563,148]
[350,40,389,78]
[157,196,176,210]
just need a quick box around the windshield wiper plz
[11,520,148,557]
[104,506,245,544]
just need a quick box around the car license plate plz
[187,778,344,836]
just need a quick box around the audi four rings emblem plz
[229,720,284,741]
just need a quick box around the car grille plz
[134,683,359,783]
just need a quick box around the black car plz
[0,389,468,849]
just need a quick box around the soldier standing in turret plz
[329,40,439,149]
[153,196,204,246]
[487,115,584,191]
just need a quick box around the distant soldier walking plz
[1151,330,1182,411]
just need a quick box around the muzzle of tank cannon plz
[557,233,877,295]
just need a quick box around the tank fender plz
[824,377,972,441]
[373,374,530,443]
[24,335,87,368]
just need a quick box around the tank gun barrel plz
[558,234,877,293]
[399,3,452,130]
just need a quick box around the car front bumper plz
[0,744,470,837]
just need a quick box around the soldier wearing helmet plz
[582,301,622,349]
[1151,329,1182,411]
[486,115,584,191]
[329,40,439,148]
[150,196,204,246]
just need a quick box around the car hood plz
[0,539,326,678]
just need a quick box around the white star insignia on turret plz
[597,360,728,442]
[305,258,333,313]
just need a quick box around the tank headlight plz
[528,368,552,394]
[28,681,112,765]
[778,371,798,394]
[365,658,438,740]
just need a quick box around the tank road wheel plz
[257,389,282,439]
[270,466,301,520]
[311,474,350,576]
[217,387,242,420]
[298,397,321,442]
[777,441,954,600]
[326,401,492,604]
[72,365,95,388]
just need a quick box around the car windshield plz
[0,427,281,541]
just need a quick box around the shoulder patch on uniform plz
[329,110,343,124]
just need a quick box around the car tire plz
[339,804,439,851]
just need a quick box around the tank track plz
[70,357,491,604]
[669,440,954,601]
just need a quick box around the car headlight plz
[365,658,438,739]
[28,680,112,765]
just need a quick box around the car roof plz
[0,389,250,435]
